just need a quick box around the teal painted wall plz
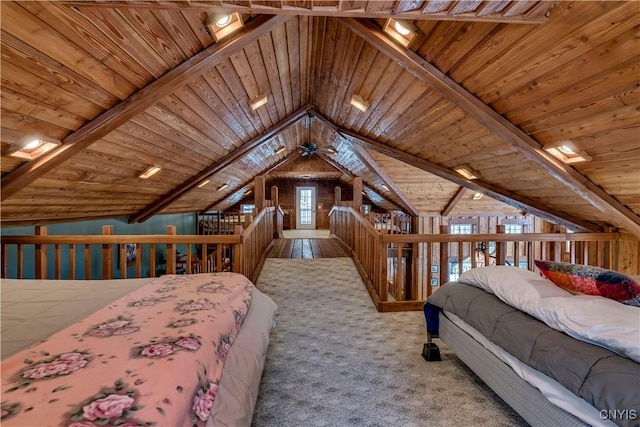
[2,214,197,280]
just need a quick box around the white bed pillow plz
[458,266,572,309]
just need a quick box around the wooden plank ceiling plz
[1,1,638,236]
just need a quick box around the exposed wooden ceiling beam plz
[130,105,312,223]
[201,149,301,213]
[337,17,640,237]
[441,187,468,217]
[338,128,603,233]
[58,1,549,24]
[346,142,420,217]
[1,14,291,201]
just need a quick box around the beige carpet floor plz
[252,258,527,427]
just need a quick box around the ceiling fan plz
[297,113,337,158]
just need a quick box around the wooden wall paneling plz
[483,4,639,108]
[202,67,257,136]
[337,123,601,232]
[0,34,115,114]
[1,14,291,201]
[257,32,288,119]
[335,19,640,236]
[285,17,303,110]
[1,2,136,99]
[129,105,311,222]
[326,26,365,121]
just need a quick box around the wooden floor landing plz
[267,238,348,259]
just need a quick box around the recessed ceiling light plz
[275,146,285,154]
[381,184,389,191]
[215,14,232,28]
[217,183,228,191]
[472,192,483,200]
[326,146,337,154]
[23,139,43,150]
[250,93,269,110]
[394,21,411,36]
[350,94,369,112]
[9,137,61,160]
[198,179,210,188]
[383,18,417,47]
[245,190,252,196]
[543,140,591,164]
[138,165,162,179]
[205,12,243,41]
[454,165,480,180]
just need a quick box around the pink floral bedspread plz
[1,273,253,426]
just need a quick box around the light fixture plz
[138,165,162,179]
[472,192,483,200]
[205,12,243,42]
[275,146,285,154]
[543,140,592,164]
[215,14,232,27]
[217,183,228,191]
[9,137,61,160]
[197,179,210,188]
[245,190,252,196]
[454,165,480,180]
[326,146,337,154]
[383,18,418,47]
[350,94,369,112]
[250,93,269,110]
[381,184,390,191]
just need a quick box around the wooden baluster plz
[527,241,534,271]
[395,242,404,301]
[233,225,243,274]
[426,242,433,297]
[35,226,48,279]
[17,244,24,279]
[150,244,156,278]
[217,244,223,272]
[55,244,61,279]
[186,243,192,275]
[513,241,520,268]
[496,225,506,265]
[1,243,7,278]
[119,244,127,279]
[201,244,207,273]
[439,225,449,285]
[457,241,464,277]
[135,244,142,278]
[102,225,113,280]
[166,225,176,274]
[411,242,418,300]
[378,240,388,302]
[85,244,91,279]
[69,244,76,279]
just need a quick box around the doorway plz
[296,186,316,229]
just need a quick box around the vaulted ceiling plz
[1,1,639,236]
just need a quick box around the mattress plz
[0,275,277,426]
[426,282,640,427]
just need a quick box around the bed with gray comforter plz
[425,282,640,427]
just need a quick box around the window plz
[450,224,474,234]
[504,224,523,234]
[240,204,254,215]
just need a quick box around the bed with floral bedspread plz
[0,273,263,426]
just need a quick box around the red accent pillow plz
[534,260,640,307]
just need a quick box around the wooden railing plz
[330,206,623,312]
[238,206,276,282]
[197,211,246,235]
[275,206,284,238]
[367,211,411,234]
[2,207,279,282]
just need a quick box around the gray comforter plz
[427,282,640,427]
